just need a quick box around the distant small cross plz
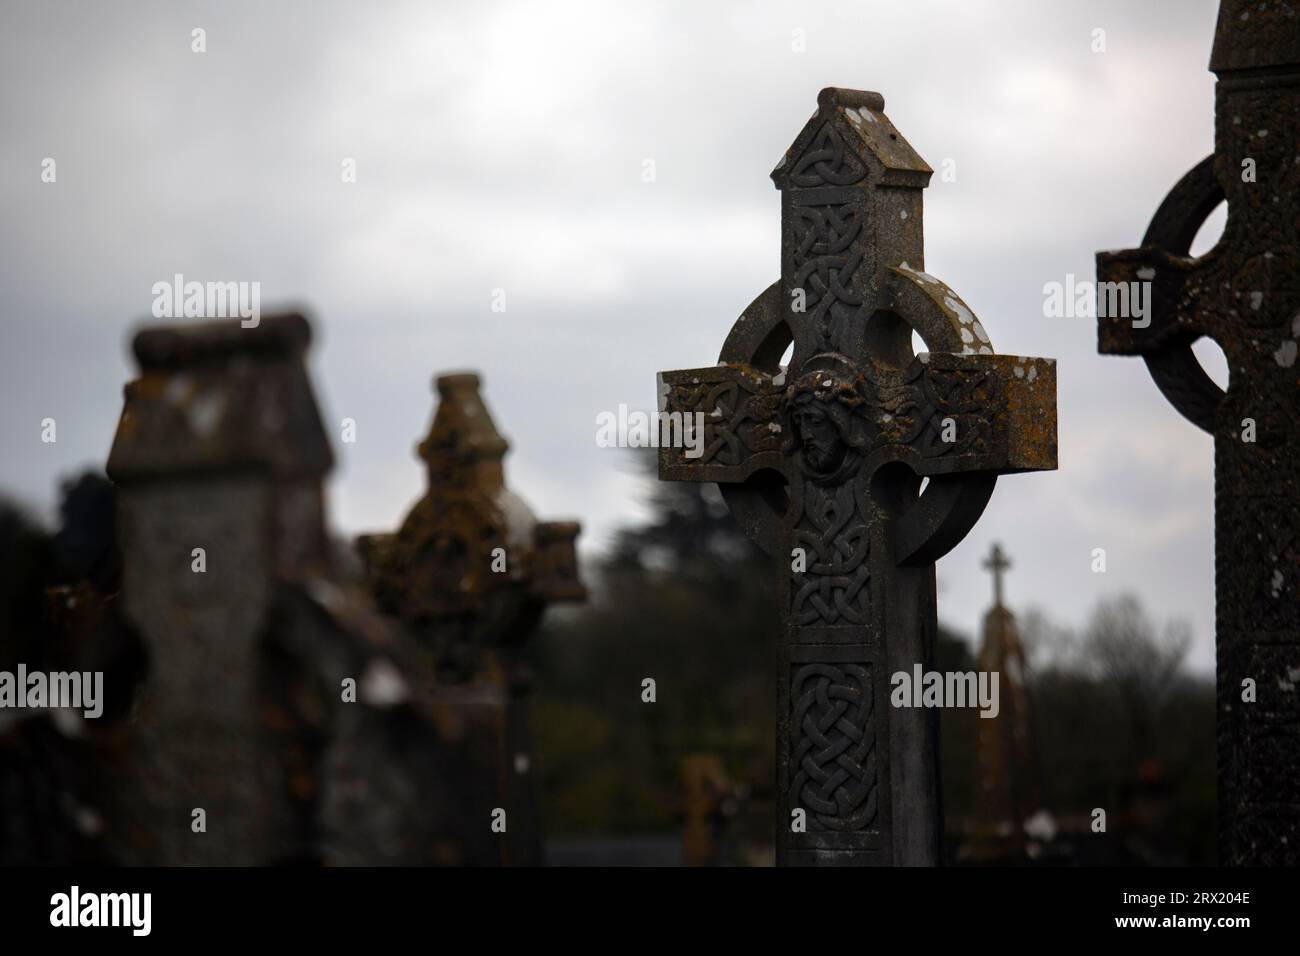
[983,542,1011,608]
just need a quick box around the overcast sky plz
[0,0,1227,671]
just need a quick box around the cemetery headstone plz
[100,314,500,865]
[658,88,1058,865]
[358,372,585,866]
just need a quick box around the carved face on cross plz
[784,358,872,482]
[658,88,1057,866]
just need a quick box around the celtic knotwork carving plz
[782,358,1002,488]
[1226,250,1300,332]
[665,376,782,467]
[789,123,868,188]
[791,201,866,349]
[791,483,870,625]
[1215,85,1300,254]
[909,365,998,458]
[1220,495,1297,633]
[790,663,877,830]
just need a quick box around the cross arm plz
[657,363,785,483]
[1095,245,1214,355]
[658,352,1057,487]
[1095,151,1228,358]
[1095,155,1228,432]
[855,353,1057,478]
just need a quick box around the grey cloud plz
[0,0,1221,673]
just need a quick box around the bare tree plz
[1080,594,1191,759]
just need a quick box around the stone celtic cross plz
[657,88,1057,865]
[358,372,585,866]
[1096,0,1300,865]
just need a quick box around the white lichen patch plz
[306,577,346,614]
[903,265,942,286]
[51,707,83,739]
[187,391,225,438]
[164,375,193,405]
[1137,266,1156,280]
[942,293,993,349]
[360,658,410,708]
[844,105,876,127]
[1274,340,1297,367]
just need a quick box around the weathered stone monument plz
[969,543,1043,858]
[1096,0,1300,865]
[358,372,585,866]
[658,88,1058,865]
[99,315,500,865]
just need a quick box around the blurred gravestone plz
[1096,0,1300,864]
[658,88,1058,865]
[98,314,500,865]
[358,372,585,866]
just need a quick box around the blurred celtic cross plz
[658,88,1057,865]
[357,372,585,866]
[1096,0,1300,865]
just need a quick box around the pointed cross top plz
[418,372,510,492]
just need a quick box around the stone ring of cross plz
[1107,155,1226,433]
[713,274,1024,567]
